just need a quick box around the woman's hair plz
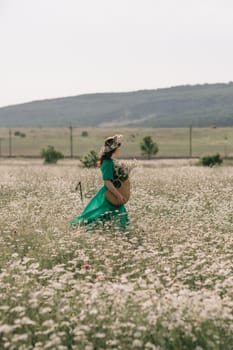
[98,136,121,165]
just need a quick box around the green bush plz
[41,145,64,164]
[14,131,26,138]
[200,153,223,167]
[81,131,89,137]
[80,150,98,168]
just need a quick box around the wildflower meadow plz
[0,159,232,350]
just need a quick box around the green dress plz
[70,159,128,229]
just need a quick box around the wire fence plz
[0,126,233,159]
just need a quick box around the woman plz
[70,135,129,230]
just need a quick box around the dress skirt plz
[70,185,128,230]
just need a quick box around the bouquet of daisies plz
[113,160,137,182]
[106,160,137,205]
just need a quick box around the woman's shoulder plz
[101,159,113,166]
[102,158,113,163]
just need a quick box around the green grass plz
[0,127,233,158]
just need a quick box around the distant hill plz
[1,83,233,127]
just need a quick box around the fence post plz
[9,129,12,157]
[189,125,192,158]
[69,125,73,158]
[0,137,2,157]
[224,134,228,158]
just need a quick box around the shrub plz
[41,145,64,164]
[200,153,223,167]
[80,150,98,168]
[130,134,136,140]
[14,131,21,136]
[81,131,89,137]
[14,131,26,138]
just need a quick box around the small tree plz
[80,150,98,168]
[200,153,223,167]
[41,145,64,164]
[140,136,159,160]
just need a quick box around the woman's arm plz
[104,180,125,204]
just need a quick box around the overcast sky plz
[1,0,233,107]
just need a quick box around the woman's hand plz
[117,193,125,205]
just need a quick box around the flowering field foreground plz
[0,160,232,350]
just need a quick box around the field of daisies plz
[0,159,232,350]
